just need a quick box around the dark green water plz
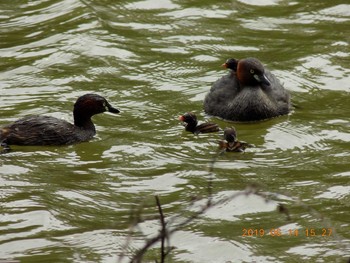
[0,0,349,262]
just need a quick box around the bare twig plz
[118,200,147,263]
[155,195,166,263]
[129,186,258,263]
[206,148,226,206]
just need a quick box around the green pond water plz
[0,0,349,262]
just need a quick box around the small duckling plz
[218,127,250,152]
[178,112,220,135]
[222,58,238,72]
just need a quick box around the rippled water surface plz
[1,0,349,262]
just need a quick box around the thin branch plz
[129,187,258,263]
[206,148,226,206]
[155,195,166,263]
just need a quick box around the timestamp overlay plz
[242,228,334,237]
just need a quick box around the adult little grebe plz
[178,112,220,135]
[0,94,119,152]
[204,57,291,122]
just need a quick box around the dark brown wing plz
[1,116,94,146]
[195,122,220,134]
[218,140,251,152]
[227,141,245,152]
[218,140,228,150]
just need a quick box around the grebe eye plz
[250,69,255,74]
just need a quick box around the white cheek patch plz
[253,74,260,82]
[103,102,108,111]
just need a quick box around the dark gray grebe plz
[0,94,119,152]
[204,57,291,122]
